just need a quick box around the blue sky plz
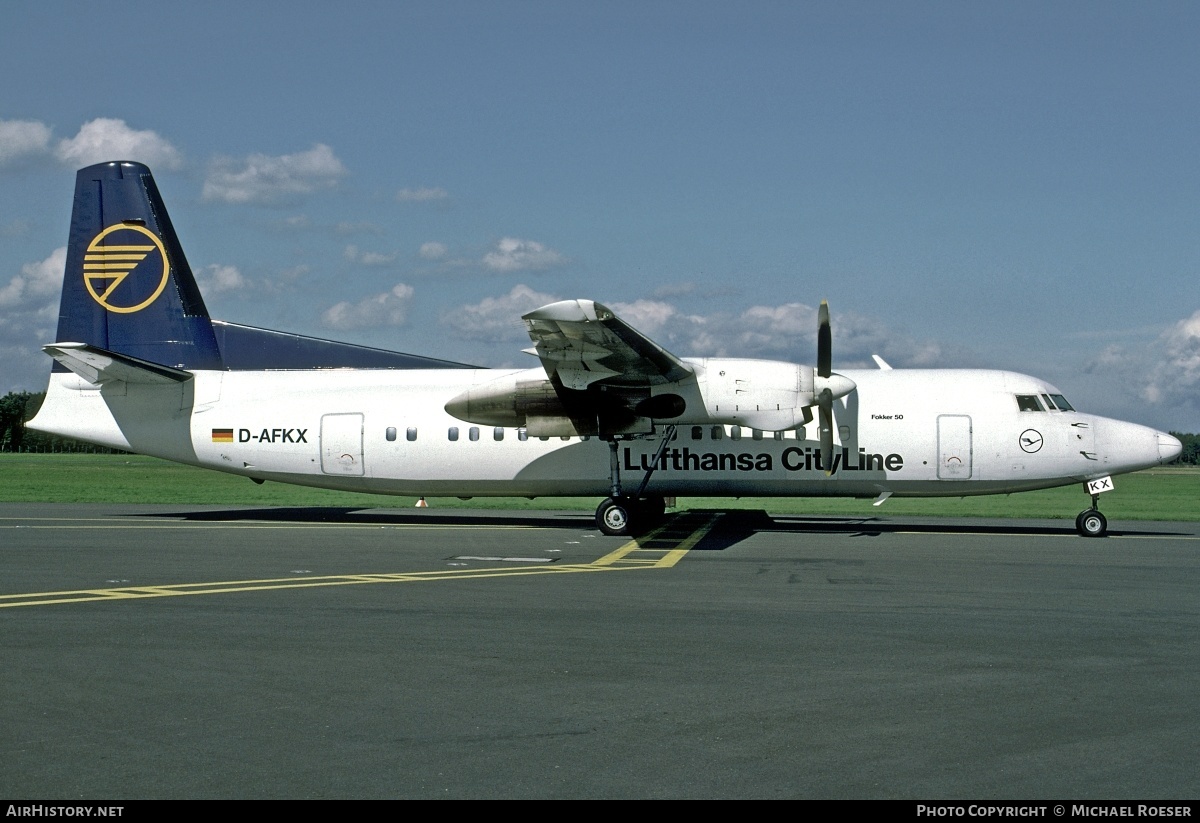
[2,1,1198,431]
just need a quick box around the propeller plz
[812,300,856,474]
[817,301,832,378]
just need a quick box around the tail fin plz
[56,161,223,370]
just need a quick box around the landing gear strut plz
[1075,493,1107,538]
[595,427,675,536]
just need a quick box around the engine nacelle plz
[445,367,689,437]
[694,358,817,431]
[444,368,565,427]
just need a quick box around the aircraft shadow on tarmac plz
[132,507,1192,555]
[137,506,596,530]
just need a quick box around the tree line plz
[0,391,125,454]
[2,391,1198,464]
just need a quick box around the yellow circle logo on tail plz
[83,224,169,313]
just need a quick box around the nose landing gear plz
[1075,492,1107,537]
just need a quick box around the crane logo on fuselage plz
[83,224,169,314]
[1019,429,1044,453]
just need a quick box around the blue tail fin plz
[56,161,224,370]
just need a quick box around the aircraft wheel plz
[596,497,633,536]
[1077,509,1107,538]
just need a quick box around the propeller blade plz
[817,300,831,378]
[818,388,834,474]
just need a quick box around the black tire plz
[1077,509,1107,538]
[596,497,633,536]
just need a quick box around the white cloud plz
[482,237,566,273]
[259,265,310,295]
[1141,310,1200,413]
[608,299,676,334]
[203,143,346,205]
[737,302,816,344]
[195,264,245,295]
[0,248,67,391]
[322,283,415,330]
[440,284,559,341]
[343,245,398,266]
[396,186,449,202]
[419,241,448,260]
[0,247,65,308]
[0,119,52,164]
[578,299,943,369]
[55,118,182,170]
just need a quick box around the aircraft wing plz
[43,342,192,385]
[522,300,693,390]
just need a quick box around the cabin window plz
[539,435,550,441]
[518,427,528,441]
[469,427,480,441]
[385,427,397,442]
[406,427,418,441]
[730,426,742,441]
[1016,395,1045,412]
[691,426,703,440]
[494,427,504,441]
[710,426,723,440]
[752,429,763,441]
[1050,394,1074,411]
[448,427,459,441]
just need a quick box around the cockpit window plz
[1049,394,1074,411]
[1016,395,1045,412]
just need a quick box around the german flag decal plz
[211,428,234,443]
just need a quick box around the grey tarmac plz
[1,503,1197,800]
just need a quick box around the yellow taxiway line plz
[0,513,721,610]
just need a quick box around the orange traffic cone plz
[415,497,428,508]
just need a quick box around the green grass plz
[1,453,1196,520]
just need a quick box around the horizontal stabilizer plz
[42,342,192,385]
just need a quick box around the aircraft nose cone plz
[1158,432,1183,463]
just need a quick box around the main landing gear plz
[1075,492,1107,538]
[595,427,675,537]
[596,495,667,537]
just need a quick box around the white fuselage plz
[29,364,1175,501]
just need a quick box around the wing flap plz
[521,299,692,388]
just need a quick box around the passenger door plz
[937,414,973,479]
